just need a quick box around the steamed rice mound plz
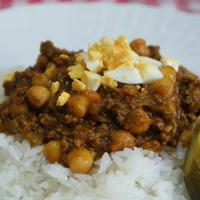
[0,133,187,200]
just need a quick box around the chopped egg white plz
[130,51,140,66]
[139,56,162,68]
[104,66,143,84]
[161,56,180,71]
[139,63,163,83]
[81,51,103,73]
[131,50,140,58]
[81,71,101,91]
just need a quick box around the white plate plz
[0,3,200,90]
[0,4,198,198]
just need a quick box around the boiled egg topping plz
[161,56,180,72]
[68,36,180,91]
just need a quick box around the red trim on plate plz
[175,0,188,10]
[116,0,130,3]
[28,0,44,3]
[0,0,199,13]
[58,0,73,2]
[87,0,101,2]
[145,0,159,6]
[0,0,13,9]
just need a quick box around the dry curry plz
[0,37,200,173]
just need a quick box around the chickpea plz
[27,86,50,108]
[66,147,95,173]
[110,130,136,152]
[130,38,150,56]
[150,77,174,98]
[82,89,101,103]
[67,95,90,118]
[43,140,61,163]
[32,73,49,87]
[150,66,176,98]
[161,66,176,84]
[125,109,151,134]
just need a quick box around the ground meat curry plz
[0,38,200,174]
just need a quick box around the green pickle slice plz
[184,118,200,200]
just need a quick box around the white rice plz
[0,133,188,200]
